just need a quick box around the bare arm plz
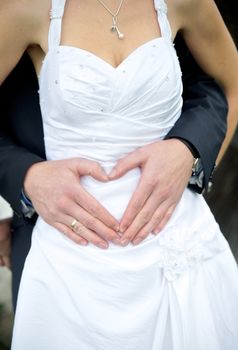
[0,1,38,84]
[177,0,238,161]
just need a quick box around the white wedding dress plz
[11,0,238,349]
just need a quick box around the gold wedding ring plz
[70,219,78,231]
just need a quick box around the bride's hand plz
[24,158,121,249]
[109,139,194,246]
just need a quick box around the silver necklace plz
[96,0,125,40]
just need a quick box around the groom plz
[0,35,227,308]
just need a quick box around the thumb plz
[108,152,142,180]
[74,159,109,182]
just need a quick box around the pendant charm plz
[110,17,124,40]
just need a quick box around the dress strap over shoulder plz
[48,0,67,50]
[154,0,172,41]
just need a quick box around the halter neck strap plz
[154,0,172,41]
[48,0,67,50]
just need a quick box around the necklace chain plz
[96,0,125,17]
[95,0,125,39]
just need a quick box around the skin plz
[0,0,237,249]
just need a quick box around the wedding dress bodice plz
[38,0,183,221]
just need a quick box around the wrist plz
[21,162,42,219]
[169,138,195,168]
[173,138,199,159]
[23,162,42,200]
[168,138,205,192]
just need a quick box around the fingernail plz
[153,228,161,235]
[98,242,108,249]
[119,225,126,233]
[133,237,143,245]
[80,241,88,246]
[120,239,129,246]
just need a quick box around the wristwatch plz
[177,139,206,193]
[189,157,205,192]
[20,190,36,219]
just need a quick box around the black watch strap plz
[174,138,206,193]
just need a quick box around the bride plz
[1,0,238,349]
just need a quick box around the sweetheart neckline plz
[58,36,167,70]
[39,36,170,79]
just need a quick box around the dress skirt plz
[11,188,238,350]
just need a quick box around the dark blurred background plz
[206,0,238,261]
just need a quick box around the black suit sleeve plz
[165,35,228,189]
[0,54,45,223]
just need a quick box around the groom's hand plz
[23,158,121,249]
[109,139,194,246]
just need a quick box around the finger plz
[54,222,89,246]
[68,205,121,242]
[0,257,3,267]
[75,159,109,182]
[56,219,109,250]
[131,202,174,245]
[119,193,163,246]
[121,189,174,245]
[119,174,155,232]
[153,204,176,234]
[108,151,142,179]
[45,195,120,244]
[74,187,120,232]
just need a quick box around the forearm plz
[217,95,238,163]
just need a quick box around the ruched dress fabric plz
[12,0,238,349]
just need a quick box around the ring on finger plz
[70,219,78,231]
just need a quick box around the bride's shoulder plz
[0,0,49,30]
[0,0,50,84]
[168,0,213,27]
[169,0,202,8]
[0,0,51,49]
[168,0,206,14]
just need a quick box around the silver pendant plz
[110,16,124,40]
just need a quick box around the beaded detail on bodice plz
[39,0,183,164]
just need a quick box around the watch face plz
[189,158,204,189]
[192,158,203,174]
[192,158,199,173]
